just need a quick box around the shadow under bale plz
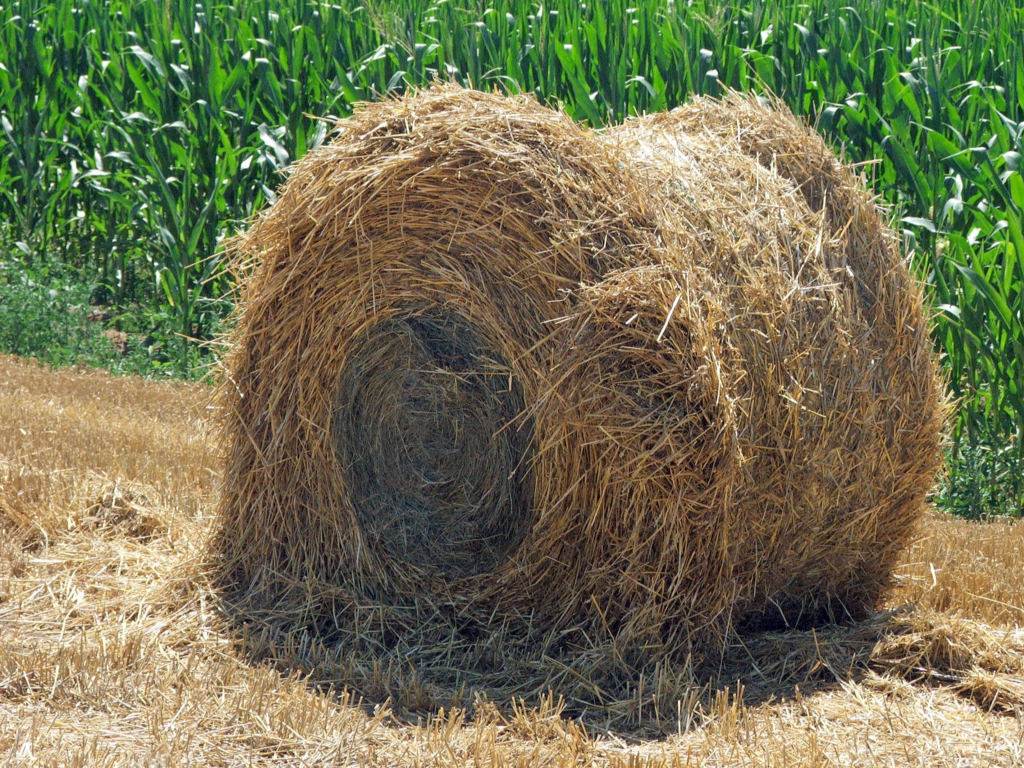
[213,85,945,727]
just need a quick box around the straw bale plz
[214,86,944,674]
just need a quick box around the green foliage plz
[937,442,1024,520]
[0,261,95,362]
[0,255,216,379]
[0,0,1022,514]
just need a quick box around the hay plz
[332,308,534,578]
[214,85,944,679]
[80,482,162,542]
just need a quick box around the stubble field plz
[0,353,1022,766]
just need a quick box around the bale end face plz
[332,308,534,578]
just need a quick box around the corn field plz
[0,0,1022,510]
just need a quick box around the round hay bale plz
[215,86,944,670]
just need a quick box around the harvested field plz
[1,356,1021,765]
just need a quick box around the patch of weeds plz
[0,254,223,380]
[936,439,1023,520]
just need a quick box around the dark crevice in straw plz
[333,308,534,578]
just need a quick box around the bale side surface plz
[605,94,945,627]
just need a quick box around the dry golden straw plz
[215,85,944,675]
